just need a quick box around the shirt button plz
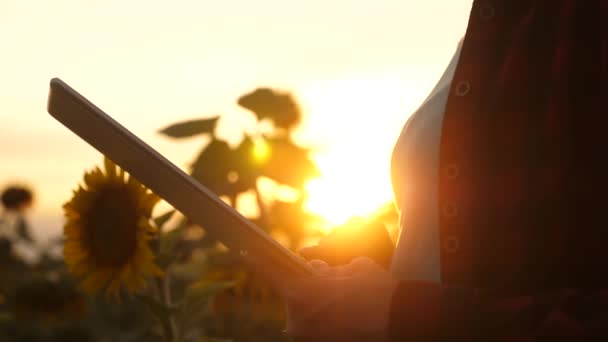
[444,236,460,253]
[442,203,458,218]
[455,81,471,96]
[479,3,495,21]
[445,163,460,179]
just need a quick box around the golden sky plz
[0,0,472,241]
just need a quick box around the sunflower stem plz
[155,222,179,342]
[156,276,179,342]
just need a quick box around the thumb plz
[299,245,322,260]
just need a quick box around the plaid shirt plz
[390,0,608,339]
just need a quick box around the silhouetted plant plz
[237,88,301,129]
[159,87,320,246]
[158,87,321,341]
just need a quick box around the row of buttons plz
[442,2,494,254]
[442,76,466,252]
[479,3,495,21]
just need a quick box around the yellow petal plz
[143,262,164,277]
[80,270,113,295]
[104,157,117,179]
[70,259,93,276]
[63,207,81,220]
[140,193,160,215]
[64,223,82,238]
[106,277,123,301]
[118,167,126,182]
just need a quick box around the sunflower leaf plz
[184,281,234,302]
[158,117,219,138]
[237,88,301,129]
[134,294,175,331]
[176,281,235,330]
[156,251,176,270]
[154,210,176,231]
[160,219,188,254]
[0,312,12,323]
[189,137,260,198]
[259,136,320,188]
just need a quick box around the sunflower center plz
[83,184,139,267]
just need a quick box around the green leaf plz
[156,251,176,269]
[177,281,235,330]
[184,281,234,302]
[135,294,174,330]
[154,210,175,231]
[260,136,320,188]
[159,117,219,138]
[190,137,260,198]
[160,218,188,254]
[0,312,12,323]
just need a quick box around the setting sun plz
[0,0,471,241]
[297,74,417,227]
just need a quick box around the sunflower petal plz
[106,277,123,301]
[118,167,126,182]
[80,270,113,294]
[104,157,117,179]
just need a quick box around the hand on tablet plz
[299,220,394,268]
[284,257,397,339]
[243,255,396,338]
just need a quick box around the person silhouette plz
[252,1,608,339]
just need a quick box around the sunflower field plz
[0,88,397,342]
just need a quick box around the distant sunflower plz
[63,158,163,300]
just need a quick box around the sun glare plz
[252,139,271,163]
[298,74,411,227]
[305,173,392,227]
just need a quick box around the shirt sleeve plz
[389,281,608,339]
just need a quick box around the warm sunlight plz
[298,74,416,227]
[305,174,391,227]
[252,139,271,164]
[0,1,480,339]
[0,0,471,241]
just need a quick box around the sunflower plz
[63,157,163,300]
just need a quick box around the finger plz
[309,259,330,274]
[312,263,356,277]
[341,256,376,275]
[350,256,375,266]
[310,259,329,271]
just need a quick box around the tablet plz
[47,78,315,278]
